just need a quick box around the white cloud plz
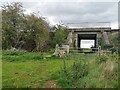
[111,22,118,29]
[47,16,59,25]
[23,9,33,15]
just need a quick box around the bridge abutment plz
[67,27,117,49]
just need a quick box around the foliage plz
[56,59,89,88]
[2,2,69,51]
[102,32,119,52]
[2,2,50,52]
[101,32,119,50]
[2,2,24,49]
[98,55,108,63]
[21,14,50,51]
[110,47,117,54]
[50,53,118,88]
[102,44,113,50]
[49,25,68,48]
[110,32,120,47]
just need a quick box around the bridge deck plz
[68,28,119,32]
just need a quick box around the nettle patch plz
[50,59,89,88]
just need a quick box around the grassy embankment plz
[2,50,118,88]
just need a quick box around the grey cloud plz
[1,1,118,28]
[35,2,118,26]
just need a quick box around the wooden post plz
[98,46,101,58]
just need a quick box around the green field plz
[2,50,118,88]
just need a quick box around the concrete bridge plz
[66,23,119,49]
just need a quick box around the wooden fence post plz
[98,46,101,58]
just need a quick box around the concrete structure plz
[67,23,119,49]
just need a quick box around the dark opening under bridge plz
[66,22,119,49]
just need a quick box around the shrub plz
[54,60,89,88]
[71,61,88,78]
[57,77,71,87]
[98,55,108,63]
[49,25,68,48]
[110,47,117,54]
[103,44,113,50]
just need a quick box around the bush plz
[103,44,113,50]
[71,61,88,78]
[49,25,68,48]
[53,60,89,88]
[57,77,71,87]
[110,47,117,54]
[98,55,108,63]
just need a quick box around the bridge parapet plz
[68,27,112,32]
[66,22,113,32]
[66,22,111,29]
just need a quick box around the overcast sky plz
[0,0,119,29]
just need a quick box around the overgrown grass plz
[2,50,118,88]
[50,53,118,88]
[2,50,74,88]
